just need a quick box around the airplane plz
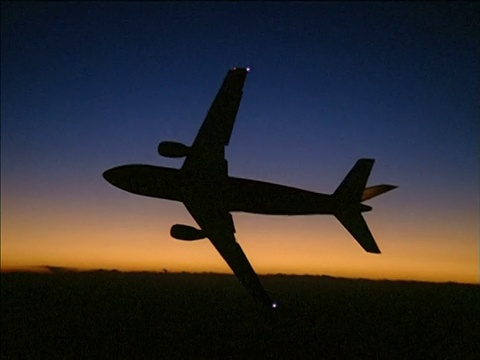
[103,67,397,308]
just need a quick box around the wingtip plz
[230,66,251,72]
[367,245,381,254]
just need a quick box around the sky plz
[1,2,478,284]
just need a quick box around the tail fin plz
[333,159,381,254]
[334,159,375,205]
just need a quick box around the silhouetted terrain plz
[2,271,479,359]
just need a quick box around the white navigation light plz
[272,301,277,309]
[246,67,251,72]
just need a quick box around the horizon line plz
[1,265,477,286]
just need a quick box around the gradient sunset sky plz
[2,2,478,283]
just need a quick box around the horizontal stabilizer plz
[333,159,381,253]
[335,211,381,253]
[362,184,397,202]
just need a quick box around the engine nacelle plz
[170,224,206,241]
[158,141,190,158]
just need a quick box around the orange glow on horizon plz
[2,192,478,285]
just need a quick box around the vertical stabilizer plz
[334,159,374,205]
[333,159,381,254]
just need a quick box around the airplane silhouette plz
[103,67,396,308]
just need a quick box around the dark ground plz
[1,271,479,359]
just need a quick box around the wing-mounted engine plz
[170,224,205,241]
[158,141,190,158]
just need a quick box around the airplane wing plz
[179,68,273,307]
[184,201,274,307]
[181,67,249,176]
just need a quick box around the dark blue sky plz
[1,2,478,281]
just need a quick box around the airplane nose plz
[103,168,116,184]
[103,167,125,187]
[103,165,139,193]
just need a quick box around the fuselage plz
[103,164,337,216]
